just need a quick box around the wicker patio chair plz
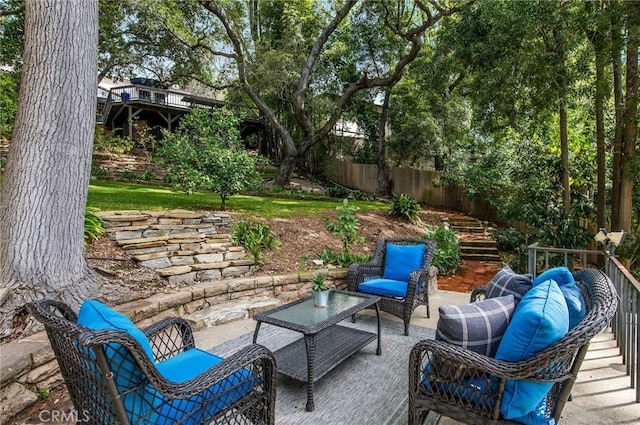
[27,299,277,425]
[408,268,618,425]
[348,237,436,336]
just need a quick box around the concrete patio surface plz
[195,289,640,425]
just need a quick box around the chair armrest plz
[143,317,196,361]
[470,285,489,303]
[348,263,383,290]
[410,339,578,384]
[80,329,277,400]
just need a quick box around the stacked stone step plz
[446,216,486,234]
[92,152,167,182]
[443,216,501,262]
[98,209,255,285]
[458,239,501,262]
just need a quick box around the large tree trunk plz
[590,26,607,233]
[611,10,624,231]
[619,1,639,233]
[275,153,298,187]
[376,87,393,197]
[0,0,99,338]
[559,102,571,213]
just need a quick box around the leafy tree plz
[155,109,265,210]
[0,71,18,138]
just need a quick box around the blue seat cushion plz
[485,265,533,305]
[436,295,515,357]
[149,348,255,425]
[495,280,569,420]
[534,267,586,330]
[383,243,426,282]
[358,278,407,298]
[422,362,497,408]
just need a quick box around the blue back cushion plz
[383,243,426,282]
[436,295,515,357]
[77,300,156,421]
[534,267,586,330]
[495,280,569,420]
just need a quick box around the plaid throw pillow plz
[436,295,516,357]
[486,265,533,304]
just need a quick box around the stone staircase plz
[443,215,501,262]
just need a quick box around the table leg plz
[374,303,382,355]
[252,321,262,344]
[304,334,317,411]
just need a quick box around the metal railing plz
[528,243,640,402]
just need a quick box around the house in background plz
[97,77,266,146]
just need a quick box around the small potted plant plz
[312,272,330,308]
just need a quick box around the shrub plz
[84,208,106,246]
[119,170,137,182]
[231,220,281,265]
[93,126,133,154]
[326,199,364,253]
[155,109,265,210]
[390,194,421,222]
[423,225,461,275]
[317,249,372,268]
[139,170,154,181]
[325,185,350,199]
[91,165,108,179]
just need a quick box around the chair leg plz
[404,320,409,336]
[426,302,430,319]
[351,313,356,323]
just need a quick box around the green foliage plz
[84,208,106,246]
[390,194,421,222]
[36,389,50,400]
[493,227,530,273]
[311,272,329,291]
[616,229,640,279]
[139,170,154,181]
[326,199,364,253]
[231,220,281,265]
[325,185,350,199]
[318,249,372,268]
[93,126,133,154]
[91,166,108,179]
[423,225,461,275]
[119,170,138,182]
[0,72,18,138]
[156,109,265,210]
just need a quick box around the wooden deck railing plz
[527,243,640,402]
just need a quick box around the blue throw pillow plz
[383,243,426,282]
[534,267,586,330]
[495,280,569,421]
[436,295,515,357]
[485,265,533,304]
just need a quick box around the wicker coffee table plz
[253,290,381,411]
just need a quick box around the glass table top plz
[262,291,375,328]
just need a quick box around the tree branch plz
[200,1,297,156]
[293,0,359,137]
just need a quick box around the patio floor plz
[196,284,639,424]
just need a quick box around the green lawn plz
[87,180,387,218]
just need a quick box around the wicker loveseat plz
[27,299,276,425]
[348,237,436,336]
[408,268,618,425]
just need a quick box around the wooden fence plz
[323,159,501,223]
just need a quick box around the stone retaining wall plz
[0,270,348,422]
[98,210,256,285]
